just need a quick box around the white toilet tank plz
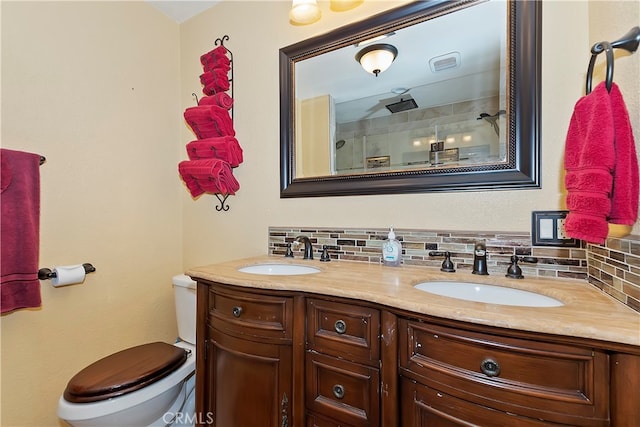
[172,274,197,345]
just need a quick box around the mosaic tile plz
[268,227,640,313]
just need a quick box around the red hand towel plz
[186,136,243,167]
[200,69,230,95]
[202,60,230,74]
[608,83,639,225]
[200,45,230,72]
[184,105,235,139]
[199,93,234,110]
[178,159,240,198]
[564,82,615,244]
[1,149,42,313]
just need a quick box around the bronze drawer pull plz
[333,384,345,399]
[334,319,347,334]
[232,306,243,318]
[480,358,501,377]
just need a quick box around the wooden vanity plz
[188,256,640,426]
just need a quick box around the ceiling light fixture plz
[289,0,321,25]
[330,0,363,12]
[355,44,398,77]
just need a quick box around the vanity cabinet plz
[194,277,640,427]
[399,318,609,426]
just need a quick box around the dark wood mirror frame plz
[280,0,541,198]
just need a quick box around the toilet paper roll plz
[51,265,86,287]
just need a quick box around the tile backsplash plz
[268,226,640,313]
[587,237,640,312]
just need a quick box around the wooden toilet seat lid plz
[63,342,188,403]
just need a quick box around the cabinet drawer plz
[306,352,379,426]
[401,377,557,426]
[399,319,609,426]
[306,412,358,427]
[307,298,380,365]
[208,284,292,342]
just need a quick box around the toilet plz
[57,274,197,427]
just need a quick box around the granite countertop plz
[187,255,640,349]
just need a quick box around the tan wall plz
[1,2,183,425]
[1,0,638,425]
[179,0,638,272]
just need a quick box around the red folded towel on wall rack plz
[199,93,234,110]
[200,69,230,95]
[184,105,235,139]
[186,136,243,167]
[178,158,240,198]
[1,148,42,313]
[564,81,639,244]
[200,45,230,71]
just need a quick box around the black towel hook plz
[586,41,614,94]
[598,26,640,55]
[585,26,640,94]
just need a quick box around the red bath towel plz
[564,82,614,244]
[564,81,639,244]
[200,69,230,96]
[200,45,230,72]
[608,83,639,225]
[186,136,243,167]
[184,105,235,139]
[178,159,240,198]
[199,93,234,110]
[1,149,42,313]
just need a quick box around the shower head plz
[336,140,346,149]
[477,110,505,135]
[385,97,418,113]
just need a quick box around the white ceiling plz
[145,1,219,23]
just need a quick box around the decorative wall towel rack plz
[586,26,640,94]
[187,34,235,212]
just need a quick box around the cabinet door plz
[205,328,293,427]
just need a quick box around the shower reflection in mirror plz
[332,96,507,175]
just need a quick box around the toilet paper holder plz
[38,263,96,280]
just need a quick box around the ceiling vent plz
[429,52,461,73]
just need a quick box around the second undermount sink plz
[414,281,563,307]
[237,263,321,276]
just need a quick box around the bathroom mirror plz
[280,0,541,197]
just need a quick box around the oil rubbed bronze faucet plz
[472,242,489,275]
[294,235,314,260]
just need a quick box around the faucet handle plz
[429,251,455,273]
[320,245,331,262]
[505,255,538,279]
[285,243,294,258]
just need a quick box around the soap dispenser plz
[382,227,402,266]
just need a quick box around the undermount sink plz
[414,281,564,307]
[237,264,321,276]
